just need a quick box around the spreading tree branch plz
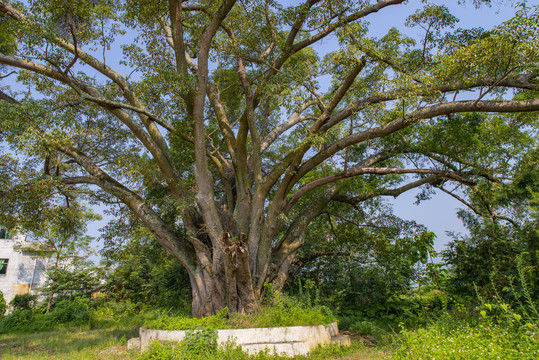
[293,98,539,187]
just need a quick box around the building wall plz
[0,232,48,306]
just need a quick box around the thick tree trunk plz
[189,266,223,317]
[186,232,260,317]
[189,264,260,317]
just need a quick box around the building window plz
[0,228,11,240]
[0,259,8,275]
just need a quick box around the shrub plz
[48,296,91,324]
[138,341,176,360]
[0,309,37,333]
[0,291,6,317]
[138,337,291,360]
[394,315,539,359]
[137,329,222,360]
[0,296,95,333]
[145,307,229,331]
[395,264,539,360]
[10,294,38,311]
[138,337,358,360]
[180,328,218,355]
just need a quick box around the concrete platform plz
[138,321,347,356]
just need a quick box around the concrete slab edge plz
[138,321,340,357]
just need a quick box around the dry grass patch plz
[0,328,134,360]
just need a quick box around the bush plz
[0,309,36,333]
[138,336,289,360]
[48,296,91,324]
[138,341,176,360]
[104,235,192,311]
[137,328,220,360]
[138,336,358,360]
[0,291,6,317]
[137,330,221,360]
[180,328,218,356]
[0,296,95,333]
[10,294,38,311]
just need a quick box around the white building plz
[0,227,49,305]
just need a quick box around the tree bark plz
[186,233,259,317]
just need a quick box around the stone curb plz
[134,321,348,357]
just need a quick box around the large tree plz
[0,0,537,316]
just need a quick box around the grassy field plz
[0,328,389,360]
[2,320,537,359]
[0,328,136,360]
[2,305,536,360]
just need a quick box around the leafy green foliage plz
[138,339,274,360]
[10,294,38,311]
[0,296,161,335]
[42,266,102,299]
[0,296,92,334]
[145,293,335,331]
[0,10,17,55]
[395,316,539,359]
[394,247,539,359]
[103,231,192,311]
[138,335,361,360]
[180,328,218,356]
[287,198,437,312]
[0,291,6,318]
[47,296,91,324]
[248,289,336,329]
[0,309,38,334]
[443,146,538,298]
[145,308,229,331]
[395,262,539,359]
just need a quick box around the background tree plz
[0,0,537,316]
[102,221,191,310]
[443,146,538,298]
[286,198,436,312]
[19,201,102,312]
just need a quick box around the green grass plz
[3,297,537,360]
[393,316,539,359]
[0,327,136,360]
[144,299,336,331]
[8,315,535,360]
[0,328,386,360]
